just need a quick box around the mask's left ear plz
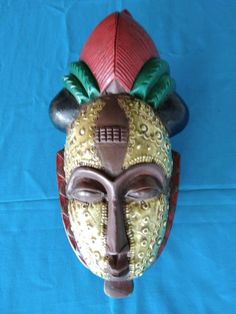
[49,61,100,132]
[157,92,189,137]
[49,88,80,132]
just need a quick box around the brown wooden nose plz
[106,199,130,275]
[106,199,129,255]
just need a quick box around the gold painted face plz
[125,195,169,278]
[68,200,109,279]
[64,95,173,280]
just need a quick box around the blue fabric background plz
[0,1,235,313]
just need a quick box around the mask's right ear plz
[49,88,80,132]
[130,58,189,137]
[156,92,189,137]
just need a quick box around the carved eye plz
[126,187,161,200]
[70,188,105,203]
[67,179,106,203]
[125,176,162,201]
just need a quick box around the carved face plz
[58,94,178,281]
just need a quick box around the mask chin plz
[104,280,134,298]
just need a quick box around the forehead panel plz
[64,95,172,181]
[94,95,128,177]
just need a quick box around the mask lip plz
[56,149,180,271]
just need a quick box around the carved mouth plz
[110,267,129,277]
[106,252,130,280]
[107,266,130,281]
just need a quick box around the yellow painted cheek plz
[125,194,169,279]
[68,200,110,280]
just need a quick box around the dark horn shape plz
[49,89,80,132]
[157,92,189,137]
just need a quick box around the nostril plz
[108,255,118,268]
[107,253,130,277]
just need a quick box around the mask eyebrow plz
[66,163,169,197]
[116,163,168,191]
[66,167,112,196]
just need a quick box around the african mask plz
[50,10,188,298]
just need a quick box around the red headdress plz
[80,10,159,92]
